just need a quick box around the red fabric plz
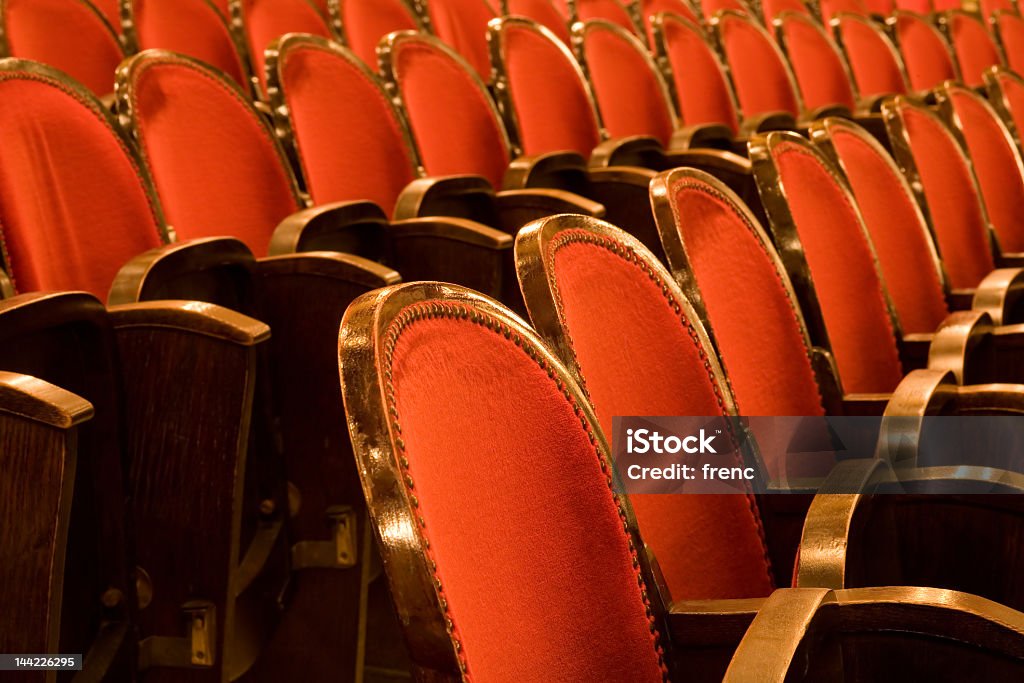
[582,24,676,148]
[577,0,637,32]
[134,0,248,87]
[668,180,825,417]
[900,105,996,288]
[717,14,801,118]
[779,14,857,111]
[548,235,774,599]
[279,43,418,214]
[895,0,932,11]
[208,0,230,16]
[507,0,571,43]
[949,87,1024,254]
[3,0,123,96]
[862,0,894,13]
[982,0,1016,17]
[998,71,1024,156]
[701,0,749,19]
[818,0,868,22]
[391,37,511,190]
[0,74,164,297]
[948,12,1002,87]
[88,0,120,29]
[500,22,603,156]
[771,142,904,393]
[240,0,331,93]
[932,0,960,8]
[128,59,301,255]
[761,0,811,25]
[835,16,907,97]
[659,14,740,133]
[390,312,665,682]
[641,0,698,37]
[894,12,957,91]
[427,0,497,80]
[996,12,1024,74]
[828,127,949,334]
[337,0,419,66]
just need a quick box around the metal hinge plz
[290,505,359,570]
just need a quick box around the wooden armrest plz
[590,134,669,170]
[840,394,894,416]
[0,370,93,427]
[107,237,257,314]
[803,104,854,122]
[856,94,889,113]
[668,123,736,152]
[493,188,605,232]
[928,309,993,384]
[107,300,269,346]
[0,268,13,299]
[738,111,798,137]
[582,166,665,263]
[503,151,590,194]
[971,267,1024,325]
[268,200,389,259]
[393,174,500,227]
[948,287,978,311]
[257,251,399,288]
[666,597,764,682]
[900,332,934,370]
[998,251,1024,268]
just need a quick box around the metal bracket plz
[138,600,217,670]
[290,505,359,570]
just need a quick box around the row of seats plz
[2,0,1024,681]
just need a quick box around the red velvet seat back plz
[507,0,572,43]
[641,0,699,36]
[762,136,904,393]
[820,122,949,335]
[656,172,825,417]
[895,0,932,12]
[89,0,120,29]
[888,100,996,289]
[426,0,497,80]
[982,0,1016,18]
[776,12,857,112]
[834,15,908,97]
[132,0,249,88]
[702,0,750,19]
[654,13,740,134]
[946,11,1002,87]
[345,285,668,681]
[239,0,331,94]
[989,68,1024,151]
[334,0,420,66]
[121,53,302,255]
[386,33,511,190]
[995,11,1024,74]
[945,85,1024,254]
[518,217,775,599]
[0,64,165,297]
[819,0,869,22]
[893,11,958,90]
[578,21,676,147]
[273,37,419,214]
[715,12,802,118]
[576,0,638,32]
[863,0,894,14]
[762,0,810,25]
[492,18,603,156]
[2,0,124,96]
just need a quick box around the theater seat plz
[761,0,811,25]
[575,0,641,34]
[889,10,960,91]
[328,0,422,65]
[940,9,1002,87]
[0,0,124,97]
[992,10,1024,73]
[422,0,496,79]
[638,0,699,40]
[772,11,860,114]
[819,0,869,23]
[234,0,332,96]
[506,0,572,43]
[830,13,910,100]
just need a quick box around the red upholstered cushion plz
[948,87,1024,254]
[389,307,666,681]
[240,0,331,93]
[88,0,121,29]
[547,232,774,599]
[499,21,603,156]
[581,23,676,147]
[577,0,637,31]
[996,12,1024,74]
[701,0,749,19]
[996,70,1024,149]
[835,16,907,97]
[134,0,248,87]
[658,14,740,134]
[668,179,825,417]
[819,0,868,22]
[761,0,810,25]
[899,105,997,289]
[507,0,571,43]
[863,0,894,13]
[895,0,933,11]
[717,14,801,118]
[3,0,123,96]
[948,12,1002,87]
[127,58,301,255]
[426,0,497,79]
[778,13,857,111]
[932,0,959,8]
[894,12,957,91]
[390,37,511,190]
[0,73,164,297]
[336,0,419,66]
[278,42,418,214]
[770,141,905,393]
[828,126,950,334]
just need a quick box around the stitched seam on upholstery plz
[382,301,671,682]
[0,71,166,244]
[543,228,776,590]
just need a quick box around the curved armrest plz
[268,200,390,259]
[107,300,270,346]
[738,111,798,137]
[857,94,889,113]
[393,174,500,227]
[668,123,736,152]
[583,166,665,262]
[107,237,257,312]
[972,267,1024,325]
[928,309,993,384]
[803,104,854,122]
[0,370,93,428]
[590,135,667,170]
[493,188,605,232]
[257,251,399,289]
[503,151,590,193]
